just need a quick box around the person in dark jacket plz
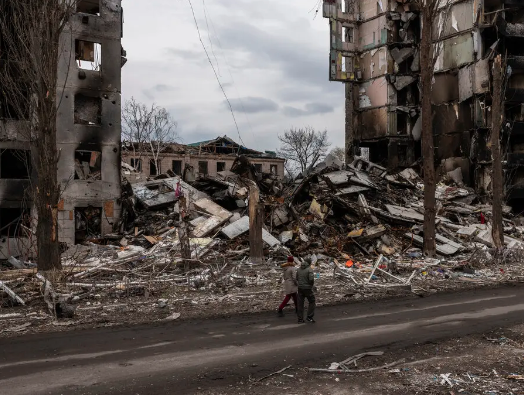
[277,256,298,317]
[296,257,316,323]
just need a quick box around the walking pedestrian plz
[296,257,316,323]
[277,256,298,317]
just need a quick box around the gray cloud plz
[226,97,279,113]
[215,21,331,93]
[283,102,334,117]
[121,0,346,152]
[153,84,176,92]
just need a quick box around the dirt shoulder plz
[201,324,524,395]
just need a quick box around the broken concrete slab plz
[322,170,353,185]
[405,233,460,256]
[272,206,290,227]
[132,177,208,209]
[221,216,280,247]
[386,205,424,222]
[279,230,293,244]
[391,47,415,64]
[335,185,369,196]
[392,75,416,91]
[192,198,233,238]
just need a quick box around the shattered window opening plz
[74,150,101,180]
[75,40,102,71]
[360,147,370,161]
[270,164,278,175]
[76,0,100,16]
[198,161,208,176]
[0,149,31,179]
[75,206,102,244]
[216,162,226,172]
[172,160,182,175]
[342,26,354,43]
[254,163,262,173]
[130,158,142,172]
[149,159,159,176]
[0,207,30,237]
[74,94,102,125]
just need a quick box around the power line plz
[202,0,220,77]
[206,5,255,137]
[187,0,245,147]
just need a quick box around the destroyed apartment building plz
[0,0,126,256]
[323,0,524,208]
[122,136,286,181]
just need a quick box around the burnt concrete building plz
[323,0,524,206]
[0,0,125,255]
[122,136,286,182]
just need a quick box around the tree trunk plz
[33,11,61,271]
[34,123,61,271]
[491,55,504,249]
[420,7,437,257]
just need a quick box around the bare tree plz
[122,98,178,175]
[277,127,330,176]
[0,1,77,270]
[491,55,504,249]
[329,147,346,164]
[417,0,451,257]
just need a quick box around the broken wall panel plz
[360,0,386,21]
[358,15,390,51]
[436,131,471,161]
[359,47,393,80]
[432,73,460,104]
[434,33,475,72]
[358,107,389,140]
[433,102,474,136]
[433,0,475,41]
[358,76,393,108]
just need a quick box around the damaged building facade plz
[122,136,286,181]
[323,0,524,207]
[0,0,126,254]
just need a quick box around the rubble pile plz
[2,155,524,329]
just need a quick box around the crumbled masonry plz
[2,154,524,332]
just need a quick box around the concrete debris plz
[3,155,524,328]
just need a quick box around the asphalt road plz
[2,285,524,395]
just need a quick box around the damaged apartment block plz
[0,0,126,254]
[323,0,524,208]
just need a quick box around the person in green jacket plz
[296,257,316,323]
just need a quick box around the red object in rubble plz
[480,212,485,224]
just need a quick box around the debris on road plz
[309,351,405,374]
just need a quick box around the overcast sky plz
[121,0,345,152]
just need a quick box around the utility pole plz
[178,195,192,270]
[491,55,504,249]
[248,182,263,264]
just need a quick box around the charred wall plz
[55,0,124,245]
